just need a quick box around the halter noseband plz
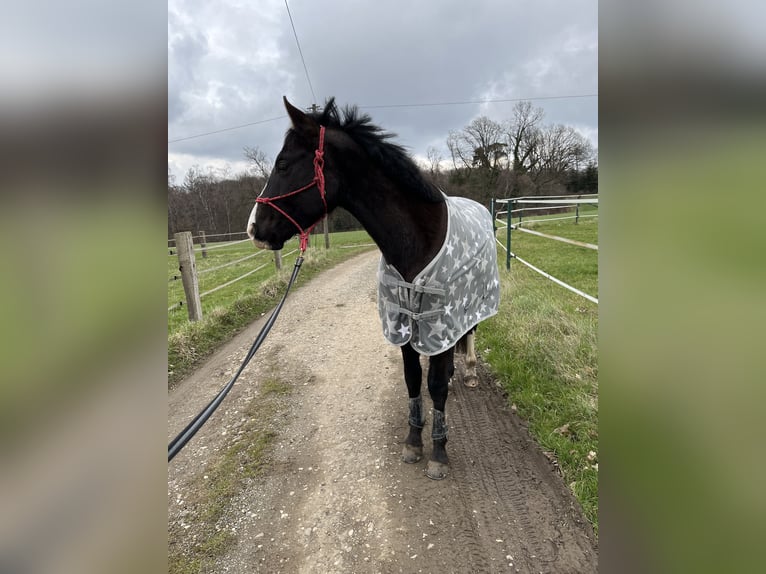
[255,126,327,253]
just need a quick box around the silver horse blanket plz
[377,195,500,355]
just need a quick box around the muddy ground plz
[168,250,597,573]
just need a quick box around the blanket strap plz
[384,302,442,321]
[378,275,446,296]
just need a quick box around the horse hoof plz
[463,375,479,388]
[402,444,423,464]
[426,460,449,480]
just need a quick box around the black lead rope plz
[168,255,304,462]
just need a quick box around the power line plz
[284,0,317,104]
[168,115,286,144]
[167,93,597,144]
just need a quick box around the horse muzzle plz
[248,222,284,250]
[247,203,274,249]
[249,230,269,250]
[253,236,279,250]
[248,224,279,250]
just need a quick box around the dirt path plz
[168,250,597,573]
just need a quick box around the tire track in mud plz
[168,249,597,573]
[380,356,597,574]
[446,365,596,572]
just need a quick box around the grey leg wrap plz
[408,395,425,428]
[431,409,448,441]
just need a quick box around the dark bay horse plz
[247,97,499,479]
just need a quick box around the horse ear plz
[284,96,318,137]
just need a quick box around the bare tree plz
[466,116,506,170]
[446,116,507,177]
[505,101,544,174]
[184,166,217,232]
[537,124,593,174]
[243,146,273,179]
[426,146,443,177]
[168,165,179,237]
[447,130,472,172]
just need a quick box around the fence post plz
[575,203,580,225]
[323,215,330,249]
[175,231,203,321]
[490,198,495,234]
[506,200,512,270]
[199,230,208,258]
[274,249,282,271]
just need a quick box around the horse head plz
[247,97,339,250]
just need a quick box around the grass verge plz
[480,220,598,534]
[168,376,291,574]
[168,240,375,387]
[497,217,598,298]
[168,230,374,334]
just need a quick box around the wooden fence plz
[169,231,296,321]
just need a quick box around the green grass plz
[497,215,598,298]
[168,230,374,334]
[480,216,598,533]
[168,230,375,386]
[168,374,290,574]
[168,221,598,536]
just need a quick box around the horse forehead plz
[283,129,319,155]
[282,130,306,151]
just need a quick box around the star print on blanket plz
[377,195,500,355]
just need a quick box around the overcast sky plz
[168,0,597,183]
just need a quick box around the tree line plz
[433,100,597,207]
[168,101,597,240]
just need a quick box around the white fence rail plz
[510,225,598,251]
[492,194,598,305]
[198,250,268,275]
[199,249,299,299]
[168,230,249,245]
[168,232,299,318]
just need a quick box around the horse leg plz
[463,327,479,388]
[401,343,425,463]
[425,347,455,480]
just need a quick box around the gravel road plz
[168,249,597,573]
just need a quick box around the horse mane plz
[308,98,444,203]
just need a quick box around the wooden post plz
[575,203,580,224]
[175,231,203,321]
[274,249,282,271]
[323,215,330,249]
[199,230,208,258]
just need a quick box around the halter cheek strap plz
[255,126,328,253]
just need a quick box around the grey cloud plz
[168,0,597,179]
[168,10,209,124]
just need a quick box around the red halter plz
[255,126,327,253]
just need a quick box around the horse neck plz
[339,172,447,282]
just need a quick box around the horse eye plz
[277,159,288,172]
